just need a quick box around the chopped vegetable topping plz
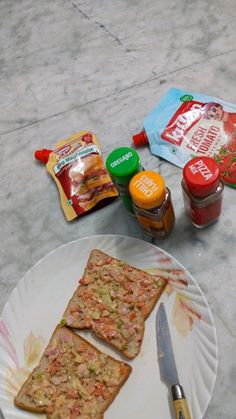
[20,328,130,417]
[64,250,167,358]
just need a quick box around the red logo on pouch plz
[161,101,204,146]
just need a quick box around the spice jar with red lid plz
[181,156,224,228]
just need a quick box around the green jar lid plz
[106,147,141,184]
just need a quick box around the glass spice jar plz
[129,171,175,238]
[106,147,143,215]
[181,156,224,228]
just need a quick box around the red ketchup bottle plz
[181,157,224,228]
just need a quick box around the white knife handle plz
[171,385,192,419]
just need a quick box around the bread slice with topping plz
[63,249,167,359]
[14,326,131,418]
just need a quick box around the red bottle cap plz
[132,130,149,147]
[34,149,53,164]
[183,157,220,197]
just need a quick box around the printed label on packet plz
[142,88,236,186]
[161,100,228,156]
[161,100,203,146]
[54,144,100,174]
[46,131,118,221]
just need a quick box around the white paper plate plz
[0,235,217,419]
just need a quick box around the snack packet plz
[133,88,236,187]
[42,131,118,220]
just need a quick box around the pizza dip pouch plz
[133,88,236,187]
[45,131,118,221]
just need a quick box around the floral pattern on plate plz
[0,321,44,400]
[0,235,217,419]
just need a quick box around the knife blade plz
[156,303,192,419]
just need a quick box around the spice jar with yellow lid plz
[129,171,175,239]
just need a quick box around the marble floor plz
[1,1,236,418]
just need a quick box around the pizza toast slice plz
[14,326,131,418]
[64,249,167,358]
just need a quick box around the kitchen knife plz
[156,302,191,419]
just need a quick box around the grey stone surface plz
[1,1,236,418]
